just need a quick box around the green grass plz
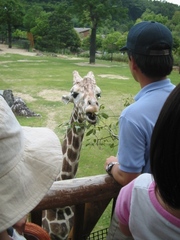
[0,51,179,232]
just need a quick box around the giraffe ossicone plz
[42,71,101,240]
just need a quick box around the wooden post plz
[31,174,122,237]
[69,204,85,240]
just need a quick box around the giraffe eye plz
[96,93,101,98]
[71,92,79,98]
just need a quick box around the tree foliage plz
[23,5,44,32]
[102,31,122,53]
[0,0,180,58]
[30,4,81,52]
[0,0,24,47]
[71,0,126,63]
[137,9,168,25]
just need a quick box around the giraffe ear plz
[62,95,73,104]
[73,71,83,85]
[87,71,96,84]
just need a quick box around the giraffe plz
[42,70,101,240]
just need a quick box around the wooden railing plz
[30,174,122,240]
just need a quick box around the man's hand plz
[104,156,140,186]
[13,215,27,235]
[104,156,118,169]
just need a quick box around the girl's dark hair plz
[150,84,180,209]
[128,44,173,79]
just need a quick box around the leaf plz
[86,129,94,136]
[101,112,109,119]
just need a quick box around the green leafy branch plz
[59,104,119,150]
[85,104,119,149]
[59,96,133,150]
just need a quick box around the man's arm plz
[105,156,140,186]
[13,215,27,235]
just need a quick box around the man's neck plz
[139,75,167,88]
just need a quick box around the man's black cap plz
[120,21,173,56]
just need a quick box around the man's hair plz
[128,43,173,79]
[150,84,180,209]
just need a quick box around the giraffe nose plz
[88,100,99,106]
[86,100,99,112]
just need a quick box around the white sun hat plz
[0,96,62,232]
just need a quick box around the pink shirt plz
[115,173,180,239]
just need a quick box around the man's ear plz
[131,57,138,71]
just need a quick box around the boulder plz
[0,90,40,117]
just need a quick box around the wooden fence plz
[30,174,122,240]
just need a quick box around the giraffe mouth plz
[86,112,98,124]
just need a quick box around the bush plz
[95,52,129,62]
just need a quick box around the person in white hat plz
[0,95,62,239]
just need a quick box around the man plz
[105,21,175,240]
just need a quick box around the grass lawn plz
[0,50,179,232]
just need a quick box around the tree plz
[0,0,24,48]
[102,31,122,61]
[121,0,148,21]
[71,0,126,64]
[170,11,180,55]
[32,11,50,37]
[170,11,180,26]
[31,4,81,52]
[23,5,44,32]
[81,34,103,52]
[139,9,168,25]
[149,0,179,20]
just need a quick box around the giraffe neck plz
[60,109,85,180]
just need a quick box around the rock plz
[12,97,41,117]
[3,89,14,107]
[0,90,41,117]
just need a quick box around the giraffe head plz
[62,71,101,124]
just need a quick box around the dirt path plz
[0,44,36,56]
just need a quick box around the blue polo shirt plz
[118,79,175,173]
